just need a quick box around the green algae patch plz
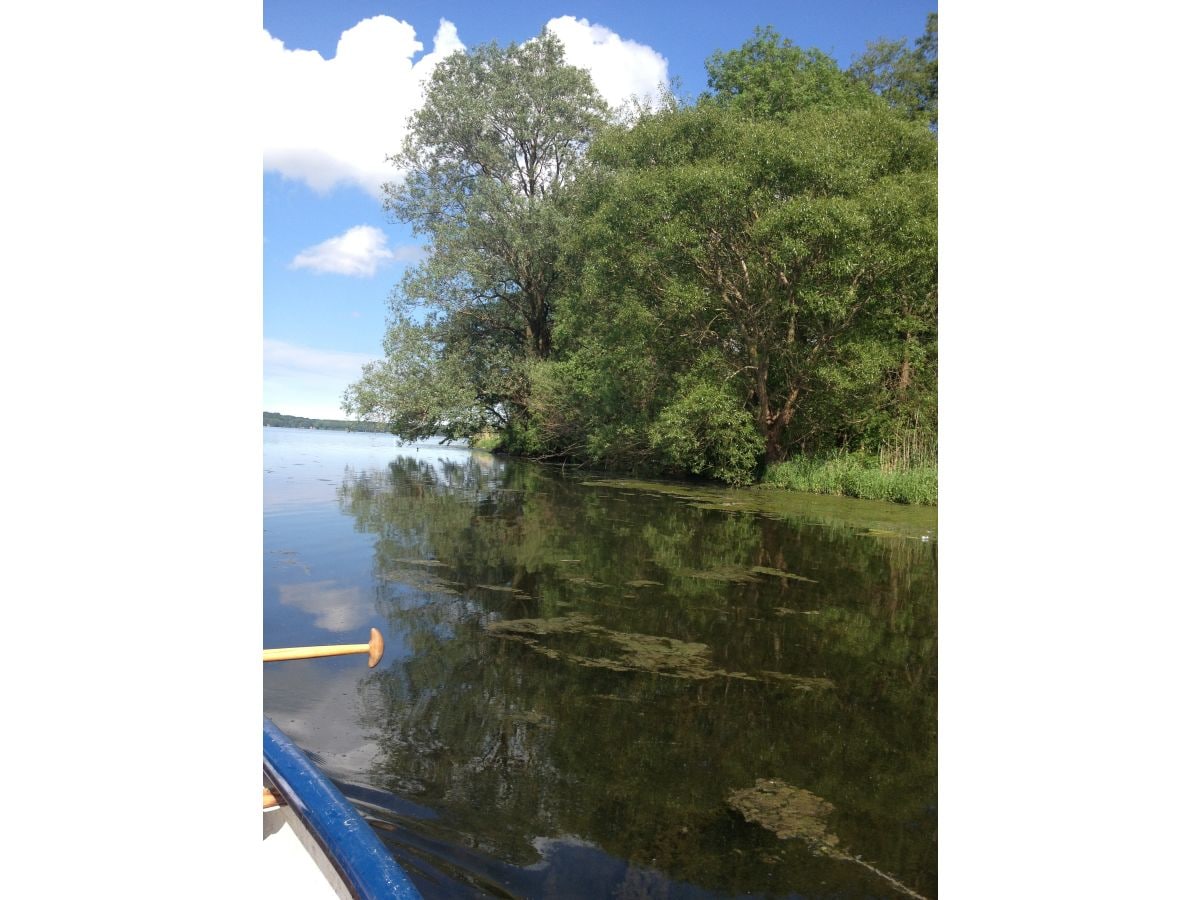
[760,671,836,692]
[486,615,832,692]
[599,630,713,676]
[728,780,838,845]
[728,779,930,900]
[487,615,712,678]
[565,575,608,588]
[750,566,818,583]
[381,565,461,595]
[679,566,763,584]
[578,477,936,539]
[487,614,593,637]
[687,499,754,513]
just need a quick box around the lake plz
[264,426,937,898]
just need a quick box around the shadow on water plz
[271,433,936,898]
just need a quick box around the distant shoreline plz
[263,411,391,433]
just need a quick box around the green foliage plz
[345,31,610,443]
[385,30,609,361]
[647,364,764,485]
[849,13,938,128]
[342,318,497,441]
[763,451,937,505]
[263,411,390,432]
[468,431,503,452]
[556,93,937,470]
[702,26,878,120]
[347,19,937,500]
[524,311,668,472]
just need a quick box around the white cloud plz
[263,16,672,198]
[264,338,374,382]
[391,244,427,265]
[290,225,396,277]
[546,16,670,110]
[278,581,374,632]
[263,16,465,196]
[264,338,377,419]
[263,658,385,777]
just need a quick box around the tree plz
[849,13,938,129]
[344,31,610,440]
[342,317,498,441]
[542,64,936,472]
[701,26,876,121]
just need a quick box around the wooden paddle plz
[263,627,385,667]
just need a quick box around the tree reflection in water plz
[335,452,936,898]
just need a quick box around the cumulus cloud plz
[263,16,671,197]
[278,581,374,632]
[546,16,670,109]
[289,225,397,277]
[263,16,465,196]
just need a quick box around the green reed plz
[762,449,937,505]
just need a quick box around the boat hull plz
[263,717,421,899]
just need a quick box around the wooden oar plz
[263,627,385,667]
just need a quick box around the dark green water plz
[264,427,937,898]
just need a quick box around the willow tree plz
[537,34,936,478]
[701,25,876,121]
[849,12,938,129]
[344,31,609,441]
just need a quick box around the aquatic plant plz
[486,615,833,691]
[728,779,929,900]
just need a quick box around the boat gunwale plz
[263,716,421,899]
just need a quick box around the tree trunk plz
[526,289,553,359]
[897,331,912,395]
[763,423,786,464]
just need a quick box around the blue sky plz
[262,1,937,420]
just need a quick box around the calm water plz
[264,427,937,898]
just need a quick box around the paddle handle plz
[263,627,384,667]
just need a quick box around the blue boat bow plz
[263,716,422,899]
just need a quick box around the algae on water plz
[728,779,929,900]
[578,477,937,540]
[487,614,711,678]
[727,779,838,845]
[750,566,818,583]
[486,615,833,692]
[678,566,763,585]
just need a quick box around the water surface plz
[264,427,937,898]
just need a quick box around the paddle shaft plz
[263,627,384,667]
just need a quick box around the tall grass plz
[877,423,938,473]
[762,446,937,505]
[469,431,504,452]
